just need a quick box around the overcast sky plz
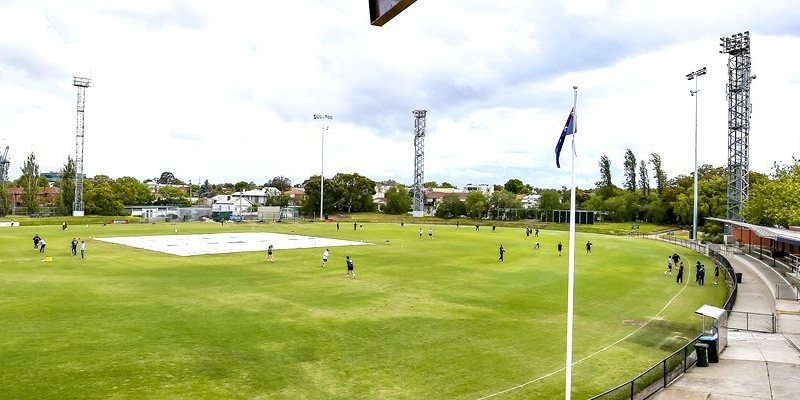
[2,1,799,190]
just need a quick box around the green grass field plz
[0,220,725,399]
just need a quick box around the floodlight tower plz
[0,145,9,192]
[313,114,332,220]
[687,67,706,241]
[412,110,427,216]
[73,76,91,217]
[720,31,754,233]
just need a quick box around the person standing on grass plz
[71,238,78,256]
[498,244,505,262]
[33,234,41,250]
[353,223,357,231]
[714,263,720,285]
[428,228,433,240]
[321,249,329,267]
[345,256,356,279]
[419,228,423,240]
[676,262,684,284]
[80,240,85,260]
[665,256,673,276]
[558,241,563,256]
[267,244,274,262]
[534,241,540,250]
[336,222,340,230]
[585,241,592,255]
[39,238,47,253]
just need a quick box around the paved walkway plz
[651,251,800,400]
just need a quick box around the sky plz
[1,0,799,190]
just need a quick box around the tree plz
[639,160,650,197]
[115,176,155,205]
[650,153,667,196]
[435,193,465,218]
[264,176,292,192]
[742,161,800,227]
[503,178,526,194]
[198,180,215,198]
[623,149,637,192]
[300,175,324,217]
[384,185,412,214]
[423,181,438,188]
[595,154,614,200]
[157,171,180,184]
[55,156,76,215]
[84,176,126,215]
[464,191,487,218]
[19,153,41,214]
[329,173,377,213]
[155,186,190,206]
[440,182,457,189]
[234,181,254,192]
[537,189,561,221]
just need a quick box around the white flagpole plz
[565,85,578,400]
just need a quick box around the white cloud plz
[1,0,799,191]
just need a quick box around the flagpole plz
[565,85,578,400]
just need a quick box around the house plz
[520,193,541,209]
[8,187,61,208]
[424,190,468,216]
[231,187,281,205]
[285,187,305,207]
[211,195,254,215]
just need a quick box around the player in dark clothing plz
[585,241,592,255]
[345,256,356,279]
[33,234,41,250]
[714,263,720,285]
[676,262,684,284]
[557,242,563,256]
[71,238,78,256]
[498,245,505,261]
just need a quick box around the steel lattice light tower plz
[313,114,332,220]
[412,110,427,216]
[687,67,706,240]
[720,31,755,234]
[73,76,91,217]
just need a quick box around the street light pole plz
[313,114,332,221]
[687,67,706,241]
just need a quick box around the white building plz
[211,195,254,215]
[231,187,281,205]
[463,183,494,197]
[521,193,541,209]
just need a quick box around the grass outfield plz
[0,221,726,399]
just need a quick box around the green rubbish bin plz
[694,343,709,367]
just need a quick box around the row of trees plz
[3,150,799,231]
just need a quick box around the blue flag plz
[555,108,575,168]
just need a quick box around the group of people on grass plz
[666,253,719,285]
[32,233,86,259]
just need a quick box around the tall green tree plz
[639,159,650,197]
[623,149,637,192]
[742,161,800,227]
[157,171,182,184]
[19,153,41,214]
[329,173,376,213]
[650,153,667,196]
[55,156,76,215]
[434,193,465,218]
[384,185,412,214]
[264,176,292,192]
[198,180,215,198]
[537,189,561,222]
[115,176,155,205]
[464,191,487,218]
[503,178,526,194]
[155,186,190,206]
[423,181,438,188]
[440,182,457,189]
[596,154,614,200]
[84,176,126,215]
